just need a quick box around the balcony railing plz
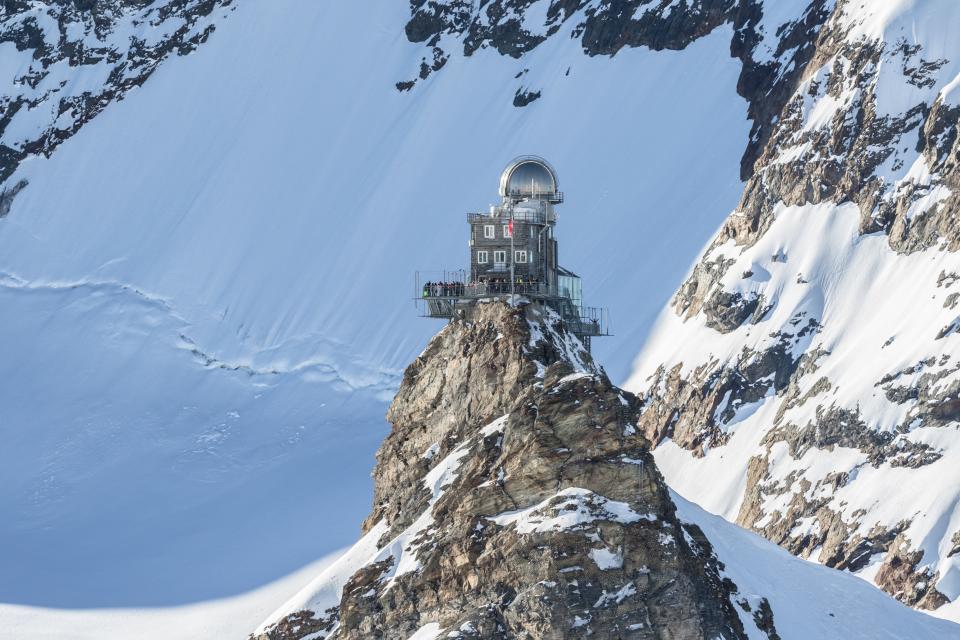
[414,270,610,337]
[505,189,564,203]
[419,275,550,299]
[467,209,547,225]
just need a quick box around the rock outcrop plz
[254,301,774,639]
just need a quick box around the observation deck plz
[414,270,610,347]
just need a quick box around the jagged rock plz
[0,178,27,217]
[638,317,816,455]
[950,531,960,558]
[255,302,764,639]
[875,534,950,610]
[512,87,541,107]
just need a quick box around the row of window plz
[482,224,513,239]
[477,250,527,264]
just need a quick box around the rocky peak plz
[254,301,772,639]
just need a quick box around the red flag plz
[509,219,514,236]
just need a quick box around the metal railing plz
[414,270,610,337]
[417,271,549,298]
[467,210,547,225]
[505,189,563,203]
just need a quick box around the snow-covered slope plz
[672,491,960,639]
[0,0,747,621]
[0,0,746,383]
[627,0,960,620]
[0,549,344,640]
[0,274,389,607]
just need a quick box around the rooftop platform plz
[414,271,610,342]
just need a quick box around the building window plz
[484,225,495,239]
[494,250,506,264]
[503,224,512,238]
[477,250,488,264]
[515,250,527,263]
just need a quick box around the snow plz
[571,614,591,628]
[0,549,345,640]
[837,1,960,117]
[0,276,389,609]
[406,622,443,640]
[588,547,623,570]
[752,0,822,64]
[490,487,643,534]
[904,184,951,220]
[673,491,960,639]
[254,522,388,635]
[556,372,595,385]
[593,582,635,608]
[0,0,747,384]
[480,414,509,437]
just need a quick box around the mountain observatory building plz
[417,156,609,351]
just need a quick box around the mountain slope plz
[625,0,960,618]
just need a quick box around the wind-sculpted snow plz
[0,273,391,607]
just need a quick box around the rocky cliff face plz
[254,301,775,639]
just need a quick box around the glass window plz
[558,274,583,310]
[494,250,506,264]
[477,250,488,264]
[484,225,495,239]
[515,250,527,263]
[503,224,512,238]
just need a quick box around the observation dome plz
[498,156,561,203]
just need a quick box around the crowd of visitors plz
[422,278,545,297]
[422,281,465,297]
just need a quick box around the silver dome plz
[499,156,560,202]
